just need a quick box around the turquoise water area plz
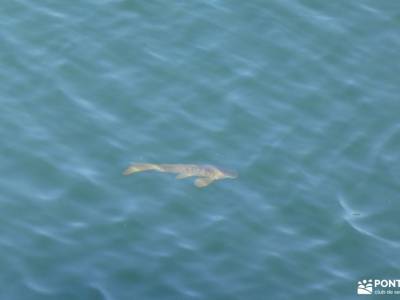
[1,1,399,299]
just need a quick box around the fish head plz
[219,168,238,179]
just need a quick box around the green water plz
[1,1,399,299]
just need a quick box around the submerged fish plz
[123,163,237,188]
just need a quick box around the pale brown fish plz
[123,163,237,188]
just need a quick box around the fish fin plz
[176,173,191,179]
[123,163,158,175]
[123,165,142,175]
[194,177,214,188]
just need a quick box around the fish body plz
[123,163,237,188]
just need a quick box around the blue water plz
[1,1,400,299]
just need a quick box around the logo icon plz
[358,279,373,295]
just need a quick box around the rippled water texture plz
[1,1,399,299]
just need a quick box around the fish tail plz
[123,163,162,175]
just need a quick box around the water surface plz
[1,1,399,299]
